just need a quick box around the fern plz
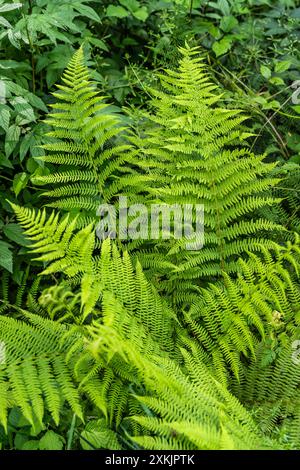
[3,46,300,450]
[31,47,135,223]
[185,236,300,385]
[127,45,285,300]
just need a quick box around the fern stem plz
[66,413,76,450]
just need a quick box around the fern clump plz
[31,47,135,225]
[129,45,285,300]
[2,46,300,451]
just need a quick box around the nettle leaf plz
[220,15,238,32]
[106,5,129,18]
[0,240,13,272]
[7,28,21,48]
[133,7,148,21]
[19,133,35,162]
[0,153,13,169]
[212,37,233,57]
[3,223,29,246]
[119,0,140,11]
[72,2,101,22]
[274,60,291,73]
[4,81,48,112]
[13,172,29,197]
[260,65,272,80]
[269,77,284,86]
[11,97,36,125]
[0,16,11,28]
[0,106,10,132]
[39,431,64,450]
[0,2,22,13]
[5,124,20,157]
[21,441,40,450]
[86,37,109,51]
[209,0,230,16]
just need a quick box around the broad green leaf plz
[5,124,20,157]
[220,16,238,32]
[19,133,35,162]
[12,97,36,125]
[0,79,6,102]
[133,7,148,21]
[106,5,129,18]
[260,65,272,80]
[73,2,101,22]
[22,441,40,450]
[0,241,13,273]
[39,431,64,450]
[26,92,48,112]
[0,3,22,13]
[3,224,29,246]
[269,77,284,86]
[13,172,29,197]
[0,106,10,131]
[0,153,13,169]
[274,60,291,73]
[119,0,139,12]
[87,37,109,51]
[209,0,230,16]
[0,16,11,27]
[212,37,233,57]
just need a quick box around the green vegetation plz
[0,0,299,450]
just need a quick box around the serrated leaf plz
[133,7,148,21]
[106,5,129,18]
[0,107,10,131]
[39,431,64,450]
[220,15,238,32]
[73,3,101,22]
[274,60,291,73]
[0,241,13,273]
[119,0,139,11]
[0,16,11,28]
[87,37,109,51]
[13,172,29,197]
[5,124,20,157]
[19,133,35,162]
[260,65,272,80]
[22,440,40,450]
[0,3,22,13]
[80,420,121,450]
[269,77,284,86]
[3,223,29,246]
[212,37,232,57]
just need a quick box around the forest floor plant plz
[0,45,299,450]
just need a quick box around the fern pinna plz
[129,45,285,300]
